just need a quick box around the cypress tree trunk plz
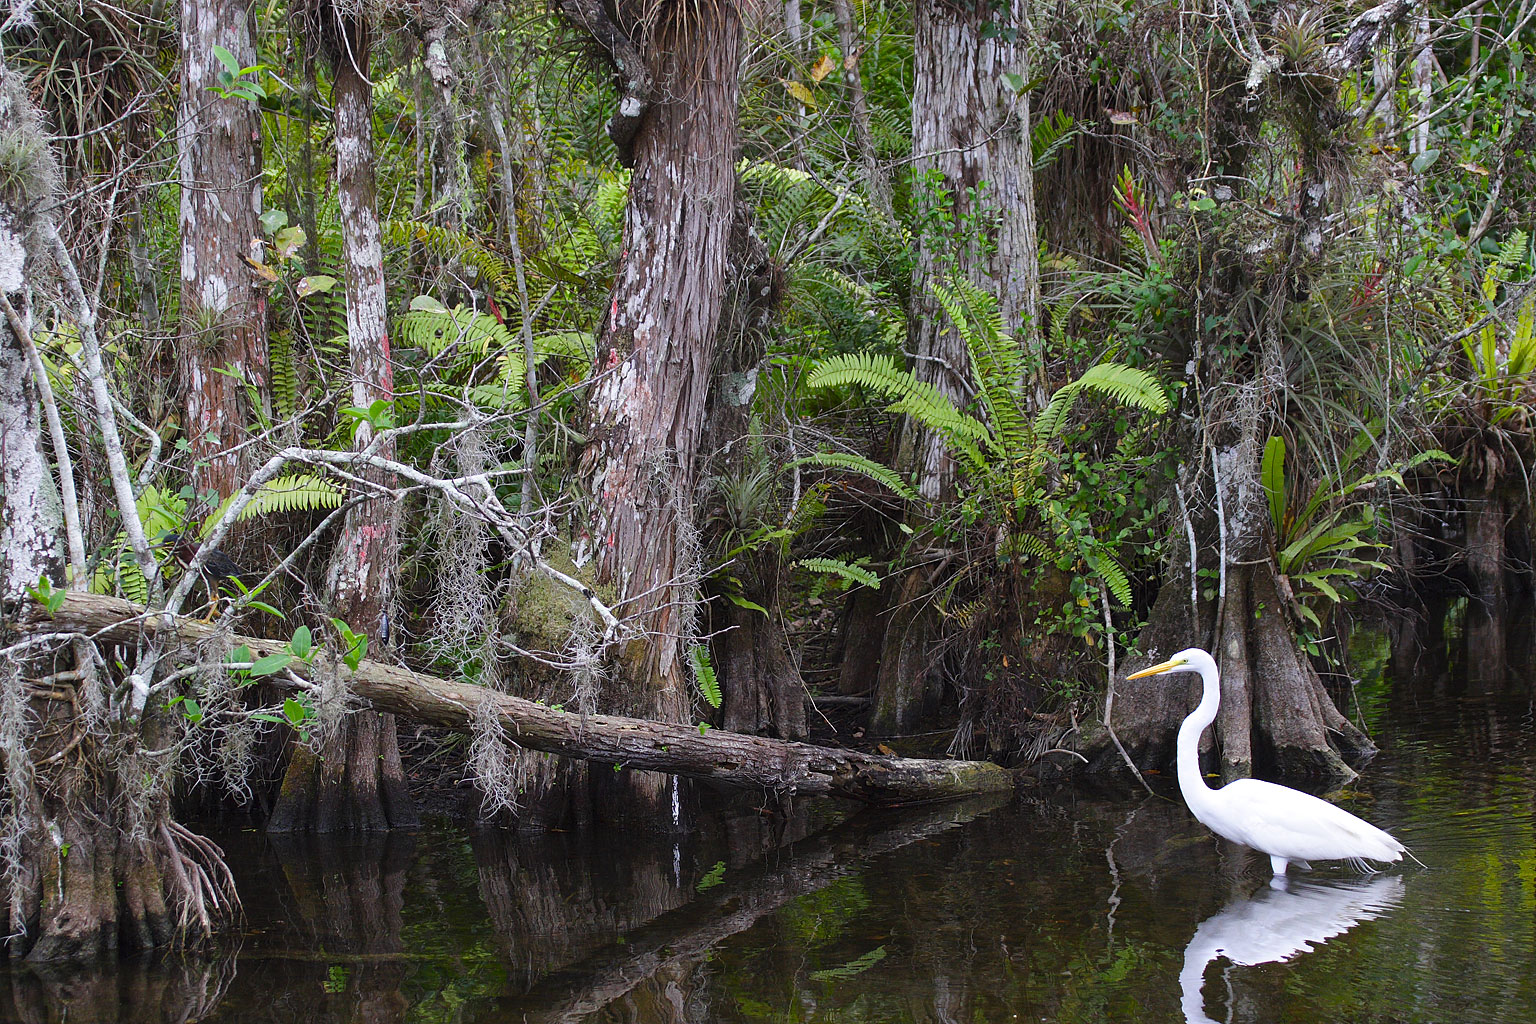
[269,7,416,832]
[869,0,1041,736]
[178,0,270,504]
[1,70,232,960]
[573,2,743,808]
[700,199,802,740]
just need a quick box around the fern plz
[794,451,919,501]
[795,556,881,590]
[269,330,298,420]
[930,277,1028,458]
[386,220,516,295]
[1034,363,1169,441]
[397,304,516,360]
[689,645,722,709]
[808,351,989,456]
[1032,110,1079,171]
[200,474,343,539]
[1086,550,1134,607]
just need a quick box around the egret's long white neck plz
[1176,654,1222,805]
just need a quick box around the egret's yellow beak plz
[1127,658,1183,680]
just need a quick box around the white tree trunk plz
[179,0,269,501]
[907,0,1041,499]
[0,292,63,602]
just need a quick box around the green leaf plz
[1411,148,1441,173]
[27,576,66,616]
[1261,435,1287,535]
[290,626,313,660]
[296,274,337,298]
[259,209,288,234]
[723,592,771,616]
[250,652,293,677]
[696,861,727,892]
[212,44,240,77]
[282,697,310,727]
[274,225,307,259]
[793,451,919,502]
[795,557,880,590]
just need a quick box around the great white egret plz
[1127,648,1408,876]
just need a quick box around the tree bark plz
[870,0,1043,737]
[905,0,1041,498]
[29,593,1019,805]
[573,3,743,804]
[699,197,802,740]
[178,0,269,504]
[269,11,417,832]
[1,72,234,960]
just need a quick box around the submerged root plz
[159,821,239,941]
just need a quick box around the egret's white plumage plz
[1127,648,1407,876]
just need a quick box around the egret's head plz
[1126,647,1210,680]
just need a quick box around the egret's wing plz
[1218,779,1404,864]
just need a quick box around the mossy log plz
[26,594,1016,806]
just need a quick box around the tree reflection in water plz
[0,951,236,1024]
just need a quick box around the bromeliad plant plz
[806,277,1169,608]
[1261,432,1452,629]
[1458,231,1535,428]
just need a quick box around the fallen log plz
[24,594,1015,805]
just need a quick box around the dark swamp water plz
[3,602,1534,1024]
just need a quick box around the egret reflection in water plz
[1180,875,1405,1024]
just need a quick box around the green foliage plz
[1457,231,1535,426]
[201,474,343,537]
[89,476,343,603]
[208,45,268,104]
[807,278,1167,608]
[793,451,918,502]
[689,645,721,710]
[794,556,880,591]
[330,618,368,672]
[27,576,66,616]
[1262,432,1454,627]
[394,302,593,415]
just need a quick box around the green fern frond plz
[795,556,880,590]
[386,220,516,295]
[397,305,516,360]
[1032,110,1079,171]
[1494,229,1530,276]
[807,351,988,449]
[91,540,149,603]
[997,531,1054,564]
[1087,550,1134,607]
[689,645,722,709]
[942,597,988,628]
[794,451,919,501]
[269,330,298,420]
[199,473,343,539]
[1034,363,1168,440]
[931,277,1030,455]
